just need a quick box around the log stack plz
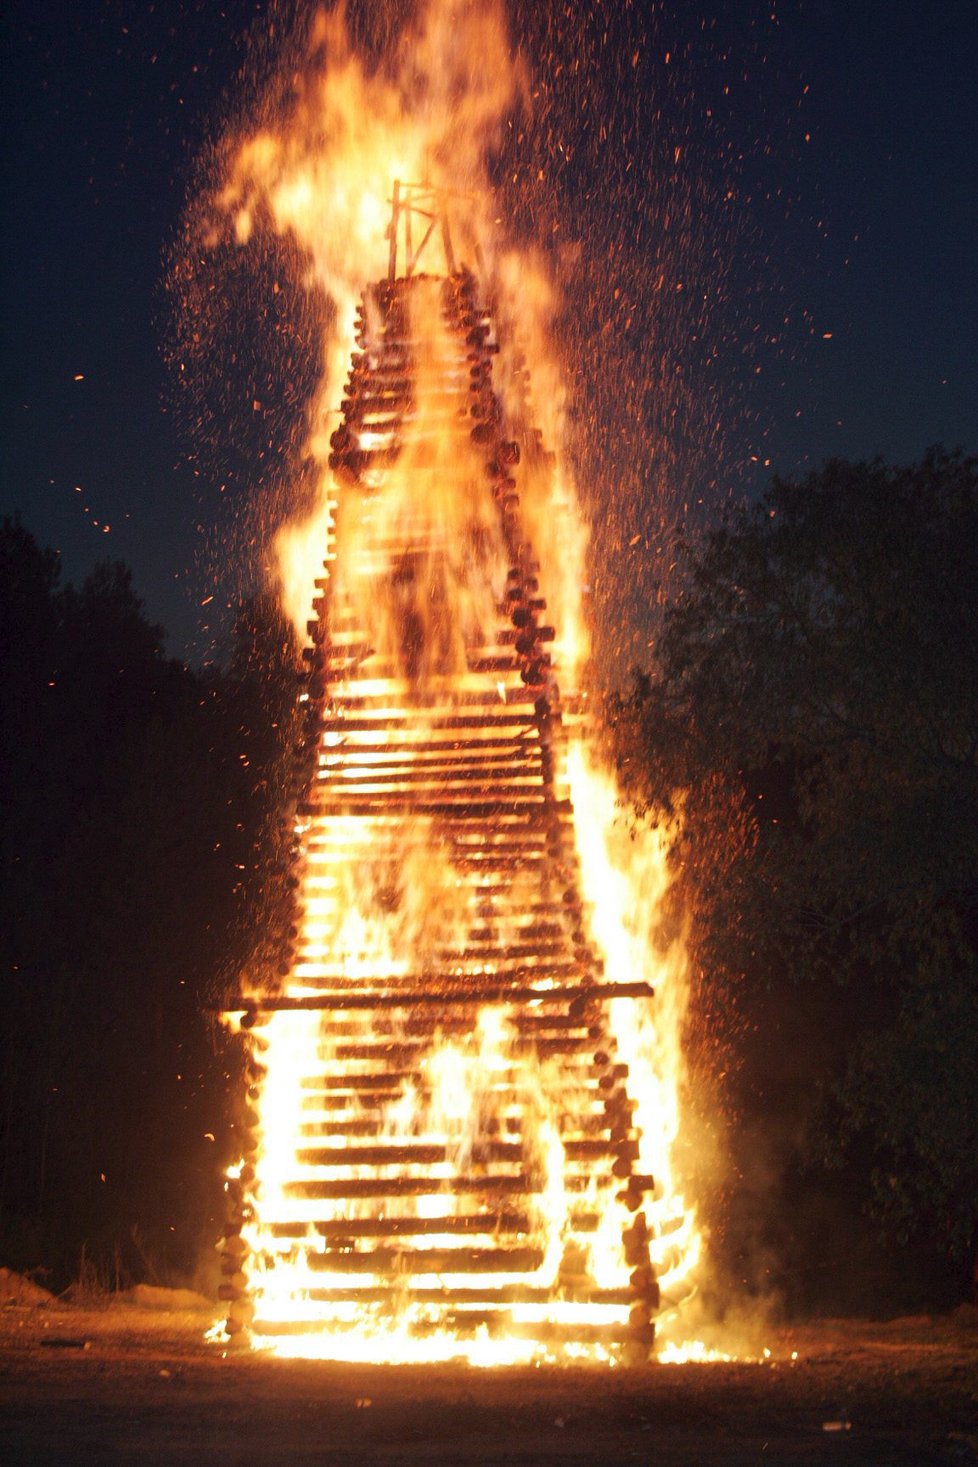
[225,262,661,1361]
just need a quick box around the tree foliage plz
[0,518,299,1289]
[614,449,978,1298]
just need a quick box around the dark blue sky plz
[2,0,975,661]
[753,1,977,472]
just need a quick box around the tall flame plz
[209,0,706,1364]
[216,2,588,689]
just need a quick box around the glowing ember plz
[209,1,703,1365]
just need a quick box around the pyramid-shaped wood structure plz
[224,196,661,1359]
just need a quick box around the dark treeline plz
[611,447,978,1314]
[0,517,298,1291]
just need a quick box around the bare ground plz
[1,1297,976,1466]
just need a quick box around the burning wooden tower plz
[223,186,662,1363]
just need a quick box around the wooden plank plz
[284,1175,529,1199]
[302,798,571,819]
[224,981,650,1011]
[304,1246,546,1274]
[309,1213,531,1239]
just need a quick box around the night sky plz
[2,0,975,663]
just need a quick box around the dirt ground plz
[1,1295,976,1466]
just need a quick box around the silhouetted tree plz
[614,449,978,1305]
[220,590,303,1001]
[0,519,278,1288]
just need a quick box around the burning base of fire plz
[212,261,698,1366]
[196,2,704,1368]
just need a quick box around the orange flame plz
[210,0,708,1364]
